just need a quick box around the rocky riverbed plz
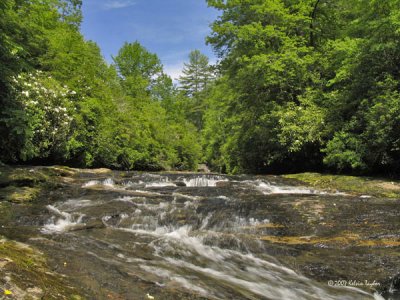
[0,166,399,299]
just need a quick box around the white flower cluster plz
[12,71,78,148]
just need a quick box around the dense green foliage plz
[202,0,400,175]
[178,50,215,130]
[0,0,200,170]
[1,0,400,175]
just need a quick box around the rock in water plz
[197,164,210,173]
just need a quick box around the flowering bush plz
[9,71,76,160]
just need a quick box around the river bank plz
[0,165,399,299]
[284,173,400,199]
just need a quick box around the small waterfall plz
[183,176,228,187]
[82,178,115,188]
[253,180,318,194]
[143,175,177,187]
[42,205,85,233]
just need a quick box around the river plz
[2,170,399,299]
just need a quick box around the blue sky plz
[81,0,219,81]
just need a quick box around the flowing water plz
[3,172,392,299]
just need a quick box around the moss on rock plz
[0,186,40,203]
[0,166,83,205]
[283,172,400,198]
[0,237,84,299]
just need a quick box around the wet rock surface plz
[0,236,85,299]
[0,166,399,299]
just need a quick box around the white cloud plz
[103,0,136,10]
[164,62,185,83]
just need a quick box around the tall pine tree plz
[178,50,214,130]
[179,50,213,97]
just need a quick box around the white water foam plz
[256,181,321,194]
[145,182,177,188]
[253,180,349,196]
[133,190,163,196]
[164,254,372,300]
[172,192,202,201]
[373,293,385,300]
[42,205,85,234]
[140,265,209,296]
[114,196,145,203]
[113,217,372,300]
[170,276,209,296]
[183,176,228,187]
[125,222,370,299]
[200,213,213,230]
[143,176,177,188]
[233,216,270,228]
[58,199,97,210]
[82,178,115,188]
[115,180,134,188]
[44,174,374,299]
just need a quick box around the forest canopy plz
[0,0,201,171]
[202,0,400,175]
[1,0,400,175]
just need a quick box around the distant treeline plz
[1,0,400,175]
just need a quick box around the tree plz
[178,50,215,131]
[0,0,62,161]
[112,41,163,98]
[202,0,400,175]
[321,0,400,173]
[0,0,201,171]
[58,0,82,28]
[203,0,322,173]
[179,50,214,96]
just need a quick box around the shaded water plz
[4,172,390,299]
